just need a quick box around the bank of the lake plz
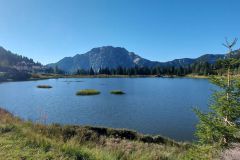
[0,73,211,83]
[31,73,209,79]
[0,108,190,160]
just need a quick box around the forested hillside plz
[0,47,39,67]
[0,46,45,81]
[75,50,240,77]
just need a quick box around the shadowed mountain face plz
[48,46,230,73]
[47,46,160,73]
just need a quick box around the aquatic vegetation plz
[37,85,52,89]
[110,90,125,95]
[76,89,100,95]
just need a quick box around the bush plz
[62,126,77,142]
[0,124,16,133]
[106,128,138,140]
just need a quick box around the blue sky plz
[0,0,239,64]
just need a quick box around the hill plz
[0,46,49,81]
[0,46,44,72]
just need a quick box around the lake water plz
[0,78,215,141]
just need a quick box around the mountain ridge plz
[48,46,228,73]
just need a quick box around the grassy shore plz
[3,73,240,83]
[30,73,210,80]
[0,108,191,160]
[0,73,213,83]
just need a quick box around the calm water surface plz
[0,78,215,141]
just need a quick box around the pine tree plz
[89,67,95,75]
[194,38,240,146]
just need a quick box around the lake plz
[0,78,215,141]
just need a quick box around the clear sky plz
[0,0,240,64]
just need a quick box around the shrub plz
[62,126,77,142]
[106,128,137,140]
[0,124,16,133]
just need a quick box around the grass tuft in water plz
[37,85,52,89]
[110,90,125,95]
[76,89,100,96]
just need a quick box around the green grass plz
[0,108,190,159]
[76,89,100,96]
[110,90,125,95]
[37,85,52,89]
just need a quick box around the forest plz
[73,60,240,76]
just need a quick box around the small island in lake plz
[37,85,52,89]
[110,90,125,95]
[76,89,101,95]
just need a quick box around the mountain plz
[48,46,161,73]
[48,46,229,73]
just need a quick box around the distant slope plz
[0,46,45,73]
[48,46,229,73]
[0,46,47,81]
[0,46,38,67]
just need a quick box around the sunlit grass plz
[76,89,100,96]
[0,108,189,159]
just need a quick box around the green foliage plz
[183,144,220,160]
[194,39,240,147]
[0,124,16,134]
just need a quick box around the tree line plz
[71,60,240,76]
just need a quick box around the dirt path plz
[221,144,240,160]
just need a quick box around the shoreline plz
[0,107,182,145]
[0,73,210,83]
[0,107,189,159]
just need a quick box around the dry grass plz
[0,108,190,160]
[221,143,240,160]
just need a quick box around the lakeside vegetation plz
[37,85,53,89]
[186,38,240,159]
[76,89,101,96]
[0,108,191,160]
[110,90,125,95]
